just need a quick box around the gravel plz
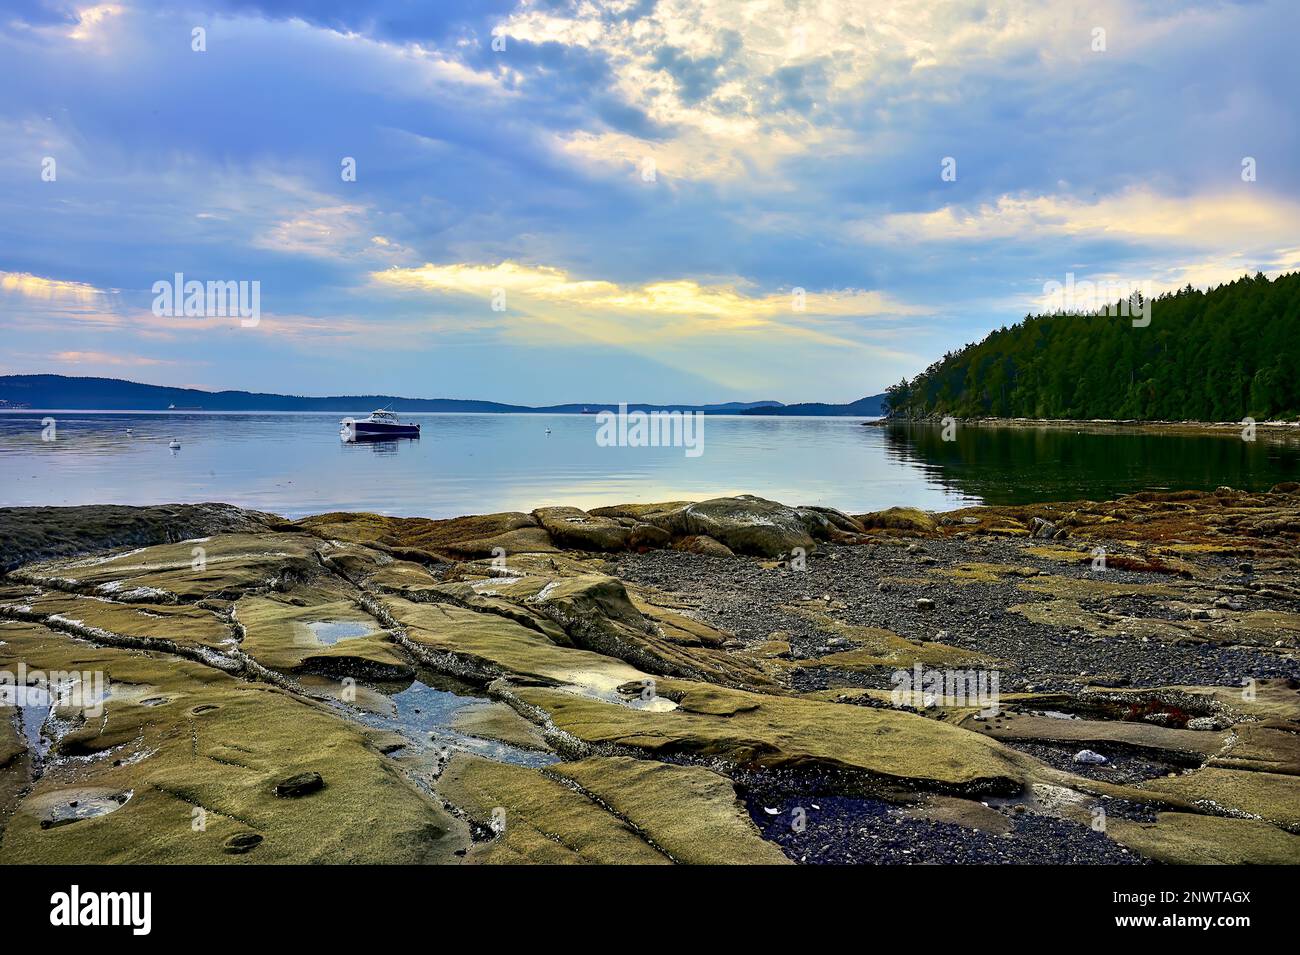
[614,538,1300,690]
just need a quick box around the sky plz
[1,0,1297,406]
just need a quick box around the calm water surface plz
[2,412,1298,519]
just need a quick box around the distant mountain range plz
[0,375,885,417]
[739,394,885,416]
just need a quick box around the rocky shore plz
[2,486,1298,864]
[867,415,1300,435]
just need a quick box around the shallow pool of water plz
[334,670,556,768]
[306,620,375,645]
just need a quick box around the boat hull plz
[348,422,420,437]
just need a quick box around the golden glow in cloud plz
[371,261,924,336]
[68,4,122,42]
[370,261,926,390]
[1,271,104,302]
[875,188,1300,249]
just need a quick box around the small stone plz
[274,771,324,798]
[1030,517,1057,539]
[223,832,264,854]
[1072,749,1108,765]
[916,598,935,610]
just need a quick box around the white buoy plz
[168,438,181,450]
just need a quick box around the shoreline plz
[2,488,1299,865]
[868,416,1300,435]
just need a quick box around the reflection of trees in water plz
[880,423,1300,505]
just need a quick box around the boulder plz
[855,507,938,535]
[531,506,631,551]
[297,510,548,560]
[274,771,325,798]
[673,535,735,557]
[629,523,672,549]
[671,496,818,557]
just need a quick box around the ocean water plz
[2,412,1298,519]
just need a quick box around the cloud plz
[495,0,1226,183]
[1,0,1296,403]
[253,203,374,258]
[1,270,107,302]
[873,188,1300,249]
[371,260,925,345]
[53,349,174,366]
[66,4,121,42]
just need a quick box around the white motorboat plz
[341,409,421,439]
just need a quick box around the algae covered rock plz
[235,594,412,680]
[7,490,1300,867]
[548,757,789,864]
[673,535,735,557]
[1107,812,1300,865]
[673,496,818,557]
[297,510,554,560]
[0,620,467,864]
[855,507,938,535]
[0,590,231,651]
[1137,768,1300,831]
[531,506,631,551]
[13,532,327,602]
[507,679,1028,795]
[439,753,787,865]
[0,503,279,573]
[437,754,670,864]
[379,595,649,690]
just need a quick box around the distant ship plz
[167,403,203,410]
[581,407,596,414]
[341,409,420,439]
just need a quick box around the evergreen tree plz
[887,272,1300,421]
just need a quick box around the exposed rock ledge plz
[1,486,1298,864]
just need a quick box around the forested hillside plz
[886,272,1300,421]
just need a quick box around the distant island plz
[885,271,1300,422]
[0,374,885,417]
[740,394,885,417]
